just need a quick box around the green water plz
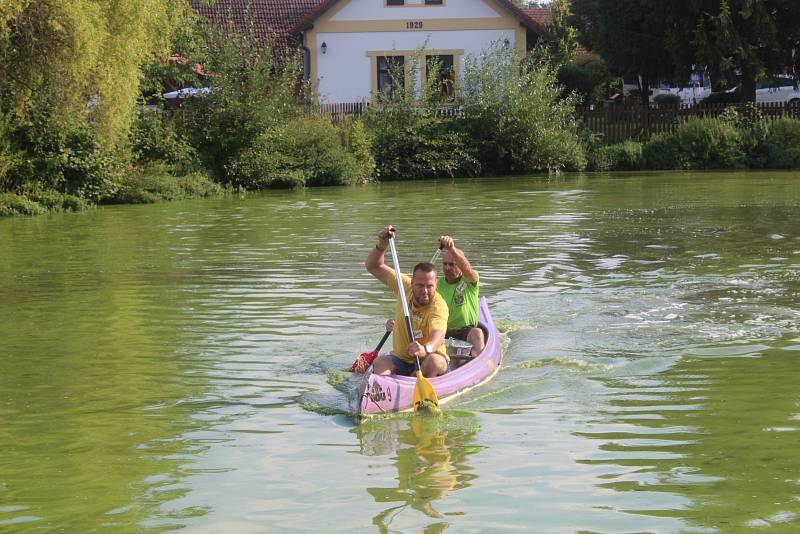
[1,171,799,532]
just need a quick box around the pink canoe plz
[357,297,501,415]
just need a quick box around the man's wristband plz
[375,244,387,252]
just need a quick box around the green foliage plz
[4,110,122,202]
[558,53,615,106]
[0,192,47,216]
[641,132,683,170]
[363,107,479,180]
[764,118,800,169]
[592,141,643,171]
[460,44,586,173]
[653,93,682,107]
[105,163,225,204]
[718,104,769,167]
[185,26,304,180]
[226,116,372,189]
[139,10,205,100]
[0,188,90,216]
[571,0,679,105]
[0,0,190,149]
[337,118,376,182]
[25,190,92,212]
[701,90,741,105]
[689,1,797,101]
[131,104,198,171]
[0,112,21,190]
[640,118,742,170]
[548,0,580,65]
[362,51,480,180]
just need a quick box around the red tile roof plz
[292,0,552,38]
[189,0,324,52]
[520,6,553,27]
[190,1,554,51]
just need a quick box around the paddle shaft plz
[374,329,391,352]
[388,237,423,371]
[430,245,443,265]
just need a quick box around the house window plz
[426,55,455,99]
[386,0,404,5]
[377,56,405,96]
[425,0,443,4]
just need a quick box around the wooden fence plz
[578,101,800,143]
[164,100,800,144]
[316,101,800,142]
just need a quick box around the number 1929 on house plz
[406,21,424,29]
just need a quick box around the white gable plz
[332,0,501,21]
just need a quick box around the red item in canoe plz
[350,350,378,374]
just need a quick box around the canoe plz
[357,297,501,415]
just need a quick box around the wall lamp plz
[503,38,510,48]
[321,42,327,54]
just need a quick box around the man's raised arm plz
[365,225,395,285]
[439,235,478,283]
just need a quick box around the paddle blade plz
[350,350,378,374]
[413,370,440,414]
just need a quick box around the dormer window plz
[425,0,443,4]
[386,0,404,5]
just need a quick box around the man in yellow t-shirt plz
[365,225,449,377]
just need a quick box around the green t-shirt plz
[437,274,479,330]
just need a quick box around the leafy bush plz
[700,90,739,105]
[360,51,480,180]
[337,118,376,182]
[557,52,614,106]
[593,141,643,171]
[460,44,586,173]
[673,117,743,169]
[653,93,681,107]
[26,189,92,212]
[718,105,769,168]
[131,103,198,170]
[0,193,47,216]
[4,110,121,202]
[226,116,371,188]
[641,132,682,170]
[764,118,800,169]
[185,27,304,180]
[105,163,225,204]
[363,106,479,180]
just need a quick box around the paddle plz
[349,328,391,374]
[387,234,440,412]
[429,244,443,265]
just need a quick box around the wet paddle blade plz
[412,370,440,413]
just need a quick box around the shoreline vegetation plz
[2,4,799,218]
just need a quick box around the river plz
[1,171,799,532]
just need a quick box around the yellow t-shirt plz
[387,269,449,363]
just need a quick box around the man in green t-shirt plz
[436,235,484,357]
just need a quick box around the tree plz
[687,0,799,101]
[0,0,192,148]
[549,0,579,65]
[570,0,681,106]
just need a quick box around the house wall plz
[303,0,526,103]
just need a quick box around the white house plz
[192,0,552,104]
[292,0,551,103]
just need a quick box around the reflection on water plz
[356,413,482,533]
